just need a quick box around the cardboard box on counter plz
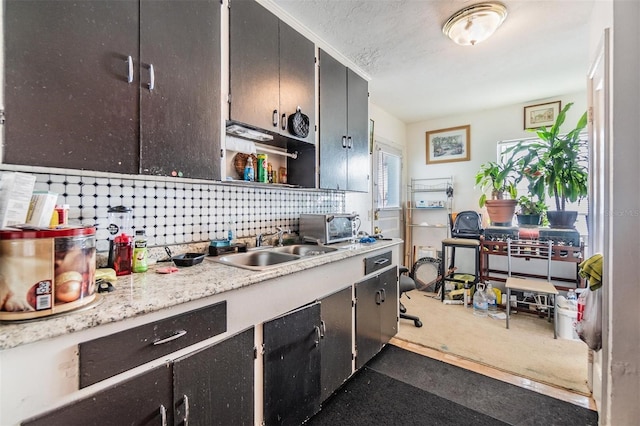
[27,191,58,228]
[0,172,37,228]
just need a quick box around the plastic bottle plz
[114,233,133,276]
[567,289,578,309]
[132,230,148,273]
[227,221,235,243]
[473,284,488,317]
[485,282,498,313]
[244,157,254,181]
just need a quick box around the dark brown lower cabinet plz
[173,327,254,426]
[263,302,322,426]
[355,266,398,369]
[320,286,353,402]
[22,364,174,426]
[23,328,254,426]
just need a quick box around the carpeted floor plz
[396,291,590,394]
[308,345,598,426]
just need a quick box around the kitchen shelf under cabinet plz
[4,0,221,180]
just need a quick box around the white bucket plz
[557,306,580,340]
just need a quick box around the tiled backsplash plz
[1,166,345,253]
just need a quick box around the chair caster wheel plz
[400,306,407,314]
[414,320,423,328]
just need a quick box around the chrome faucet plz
[256,233,263,247]
[276,227,290,246]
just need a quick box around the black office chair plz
[399,266,423,327]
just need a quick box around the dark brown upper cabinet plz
[229,0,316,145]
[319,49,369,192]
[4,0,221,180]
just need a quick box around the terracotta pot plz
[485,199,517,226]
[547,211,578,229]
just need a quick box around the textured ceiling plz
[271,0,595,124]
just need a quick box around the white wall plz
[406,93,587,218]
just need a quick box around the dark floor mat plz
[366,345,598,426]
[307,367,508,426]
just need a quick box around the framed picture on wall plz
[524,101,561,130]
[425,125,470,164]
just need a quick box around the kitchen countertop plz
[0,239,402,350]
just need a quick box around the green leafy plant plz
[474,157,519,208]
[507,102,588,211]
[516,195,547,215]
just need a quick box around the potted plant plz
[516,194,547,227]
[474,157,519,226]
[507,102,588,228]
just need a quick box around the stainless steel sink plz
[270,244,339,256]
[214,244,341,270]
[216,250,300,271]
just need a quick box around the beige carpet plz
[396,291,590,395]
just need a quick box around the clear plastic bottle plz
[485,282,498,313]
[566,289,578,309]
[132,230,148,273]
[473,284,488,317]
[227,221,235,243]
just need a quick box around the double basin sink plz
[215,244,341,271]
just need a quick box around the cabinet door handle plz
[272,109,278,127]
[375,290,382,305]
[183,394,190,426]
[126,56,134,84]
[159,404,167,426]
[374,258,390,266]
[152,329,187,345]
[319,320,326,338]
[342,136,347,148]
[148,64,155,91]
[281,113,287,130]
[314,325,321,347]
[347,136,353,149]
[380,288,386,303]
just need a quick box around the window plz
[375,149,402,209]
[497,133,589,239]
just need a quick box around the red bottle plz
[113,233,133,276]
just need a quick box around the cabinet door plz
[319,49,348,190]
[4,0,139,174]
[139,0,221,180]
[354,275,382,369]
[378,266,399,344]
[320,286,353,402]
[263,302,321,426]
[173,328,254,426]
[279,20,316,143]
[346,69,370,192]
[23,364,173,426]
[229,0,279,132]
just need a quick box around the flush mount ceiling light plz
[443,2,507,46]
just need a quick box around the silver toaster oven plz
[299,213,358,244]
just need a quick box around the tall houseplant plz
[507,102,588,228]
[475,157,519,226]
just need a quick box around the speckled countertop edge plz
[0,239,401,350]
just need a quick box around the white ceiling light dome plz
[443,2,508,46]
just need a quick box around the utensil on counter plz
[157,247,179,274]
